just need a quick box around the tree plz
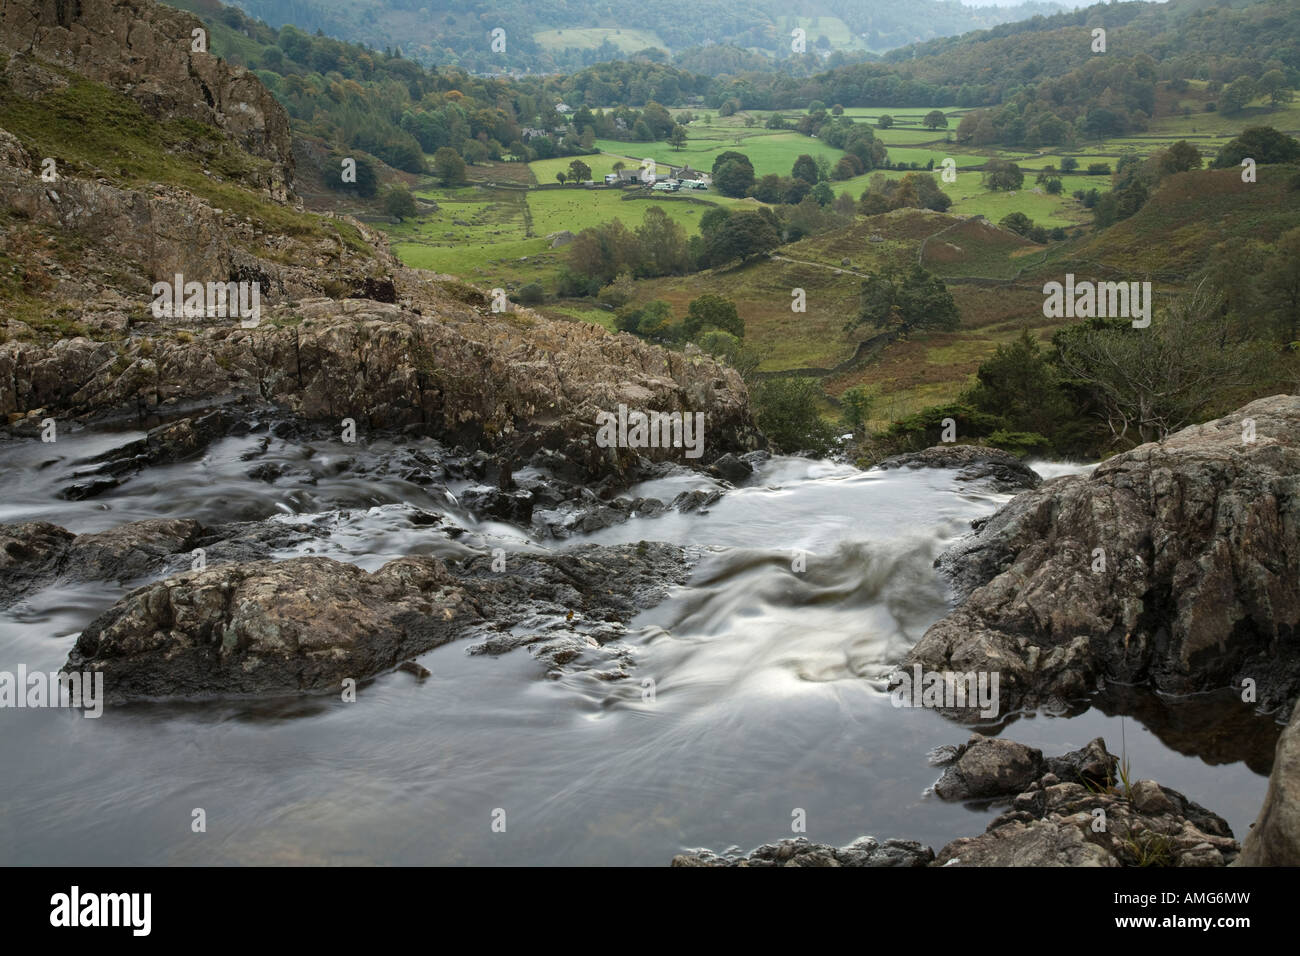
[1053,286,1267,446]
[840,385,876,435]
[711,150,752,175]
[753,377,837,455]
[597,273,636,308]
[1060,156,1080,173]
[1258,70,1294,109]
[877,115,894,129]
[635,206,690,277]
[714,158,756,198]
[684,294,743,339]
[668,124,688,150]
[791,153,820,184]
[923,110,948,130]
[1214,127,1300,167]
[999,212,1034,237]
[512,282,544,305]
[964,329,1069,437]
[568,219,639,284]
[982,158,1023,191]
[704,211,780,265]
[1156,140,1203,177]
[1261,227,1300,344]
[811,182,835,206]
[432,146,466,185]
[567,159,592,182]
[383,185,417,221]
[329,154,378,198]
[555,172,567,185]
[1220,76,1257,115]
[696,330,765,380]
[849,266,960,336]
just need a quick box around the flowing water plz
[0,429,1279,865]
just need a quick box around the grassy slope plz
[0,62,368,335]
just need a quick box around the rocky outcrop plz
[1240,704,1300,865]
[2,296,760,482]
[875,443,1042,492]
[934,768,1238,868]
[64,541,694,701]
[670,737,1238,867]
[0,0,293,180]
[908,396,1300,716]
[931,734,1113,801]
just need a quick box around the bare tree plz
[1054,283,1269,446]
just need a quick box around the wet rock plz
[457,542,693,677]
[909,396,1300,715]
[936,818,1119,867]
[0,521,75,597]
[66,555,478,701]
[461,486,534,524]
[64,541,694,700]
[58,410,237,498]
[671,836,934,868]
[246,462,287,482]
[875,444,1041,493]
[707,452,752,484]
[933,736,1121,803]
[1240,704,1300,865]
[59,518,204,583]
[934,738,1237,867]
[672,489,722,513]
[934,735,1046,800]
[0,517,205,605]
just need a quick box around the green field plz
[383,99,1300,365]
[384,179,747,287]
[773,15,864,50]
[532,28,662,53]
[595,130,845,180]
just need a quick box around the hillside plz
[0,0,758,475]
[224,0,1065,74]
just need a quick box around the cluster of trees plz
[877,230,1300,462]
[703,2,1299,148]
[560,207,693,292]
[611,293,746,345]
[184,1,603,178]
[998,212,1066,244]
[858,171,951,214]
[849,266,959,337]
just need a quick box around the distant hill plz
[219,0,1065,74]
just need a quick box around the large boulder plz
[908,396,1300,716]
[66,555,477,701]
[63,541,695,700]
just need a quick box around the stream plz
[0,428,1278,865]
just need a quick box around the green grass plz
[528,189,714,235]
[0,69,372,303]
[532,28,662,53]
[541,303,617,330]
[773,15,863,50]
[530,154,621,183]
[598,129,846,180]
